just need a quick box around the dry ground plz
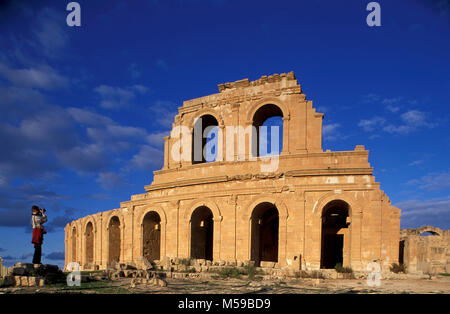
[1,275,450,294]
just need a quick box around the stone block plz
[27,276,38,287]
[1,276,15,287]
[260,261,275,268]
[200,265,209,272]
[20,276,28,286]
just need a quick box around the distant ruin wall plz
[400,226,450,274]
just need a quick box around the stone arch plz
[312,192,356,218]
[185,199,222,260]
[185,199,222,221]
[245,196,289,265]
[245,196,289,220]
[246,98,290,124]
[417,226,442,236]
[187,109,224,129]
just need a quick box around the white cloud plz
[149,100,178,128]
[400,110,427,126]
[408,160,423,166]
[67,107,114,126]
[386,104,400,113]
[358,116,386,132]
[147,131,169,146]
[32,7,69,58]
[131,145,163,170]
[359,110,435,135]
[322,123,341,141]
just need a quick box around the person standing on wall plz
[31,205,47,264]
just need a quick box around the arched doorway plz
[72,227,77,263]
[252,104,283,157]
[85,222,94,265]
[190,206,214,260]
[251,202,279,266]
[108,216,121,263]
[142,211,161,261]
[320,200,350,269]
[192,114,219,164]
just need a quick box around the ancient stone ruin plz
[400,226,450,274]
[1,263,65,287]
[63,72,447,275]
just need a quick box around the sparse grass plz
[210,265,263,280]
[179,258,194,266]
[244,264,261,280]
[438,273,450,277]
[390,263,407,274]
[217,267,242,279]
[335,263,353,273]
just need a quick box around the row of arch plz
[70,199,351,269]
[191,102,286,163]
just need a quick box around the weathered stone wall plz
[65,72,401,272]
[0,257,9,277]
[400,226,450,274]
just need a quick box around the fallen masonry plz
[1,263,66,287]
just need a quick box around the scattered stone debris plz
[1,263,65,287]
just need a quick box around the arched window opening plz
[252,104,283,157]
[108,216,121,263]
[420,231,439,236]
[190,206,214,261]
[192,114,219,164]
[85,222,94,265]
[142,211,161,261]
[320,200,350,269]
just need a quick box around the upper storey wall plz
[161,72,324,172]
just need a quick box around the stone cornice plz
[145,167,373,192]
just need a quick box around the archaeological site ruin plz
[64,72,448,274]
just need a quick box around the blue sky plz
[0,0,449,268]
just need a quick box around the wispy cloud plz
[0,62,68,90]
[406,170,450,191]
[94,84,149,109]
[396,196,450,229]
[96,172,130,190]
[322,123,342,141]
[359,109,436,135]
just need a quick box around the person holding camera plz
[31,205,47,264]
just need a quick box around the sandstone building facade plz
[65,72,402,272]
